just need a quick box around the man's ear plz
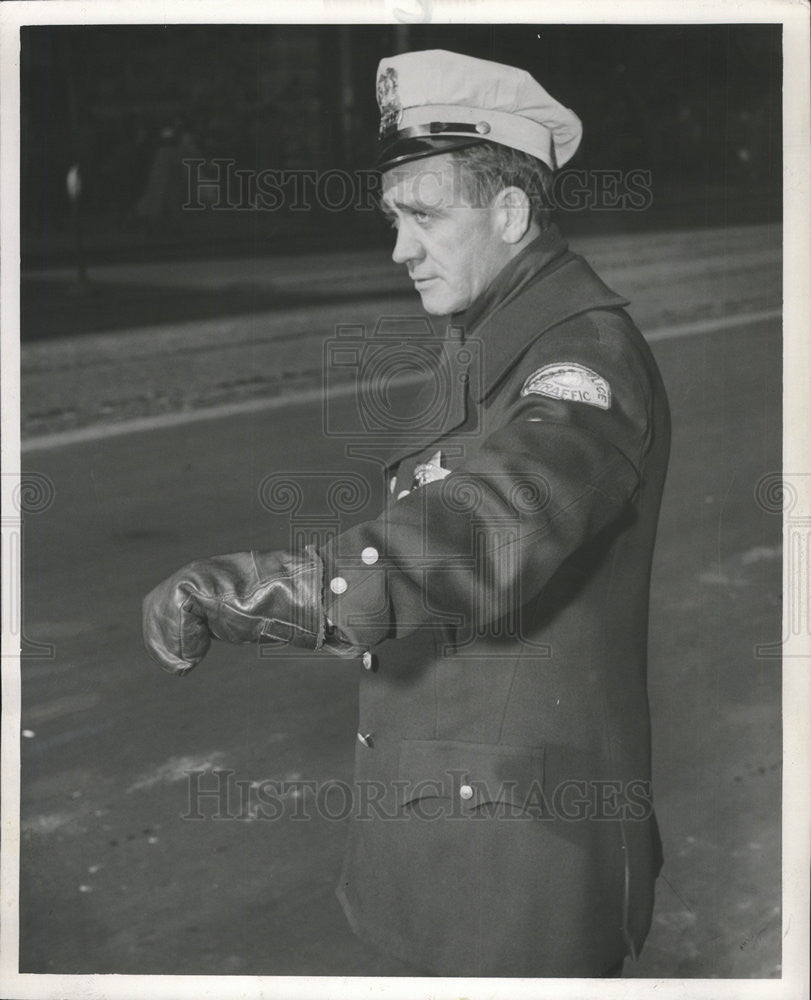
[494,185,532,245]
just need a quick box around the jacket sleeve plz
[319,313,655,648]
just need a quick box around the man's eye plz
[413,211,430,224]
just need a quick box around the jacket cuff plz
[319,531,394,648]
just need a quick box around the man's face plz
[380,153,512,315]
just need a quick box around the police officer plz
[143,50,671,978]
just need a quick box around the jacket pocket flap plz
[397,739,544,811]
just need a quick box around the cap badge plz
[377,66,402,136]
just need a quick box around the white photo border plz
[1,2,808,999]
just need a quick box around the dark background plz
[21,23,782,269]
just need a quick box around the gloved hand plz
[142,546,330,675]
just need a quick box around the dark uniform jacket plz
[320,225,671,977]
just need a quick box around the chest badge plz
[412,451,451,490]
[393,451,452,500]
[521,363,612,410]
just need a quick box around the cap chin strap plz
[382,103,561,167]
[385,121,491,140]
[374,135,485,171]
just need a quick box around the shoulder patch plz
[520,362,611,410]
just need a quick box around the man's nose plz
[391,221,422,265]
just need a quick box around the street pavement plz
[16,226,783,979]
[21,224,781,441]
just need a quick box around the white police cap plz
[375,49,582,172]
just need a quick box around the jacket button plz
[329,576,348,595]
[357,732,374,748]
[362,651,374,670]
[459,784,474,800]
[397,490,410,500]
[361,547,379,565]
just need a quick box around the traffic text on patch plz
[520,363,612,409]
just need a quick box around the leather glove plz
[143,546,331,675]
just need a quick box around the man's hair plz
[449,143,554,229]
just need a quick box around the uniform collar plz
[451,224,570,337]
[456,228,630,402]
[384,227,630,470]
